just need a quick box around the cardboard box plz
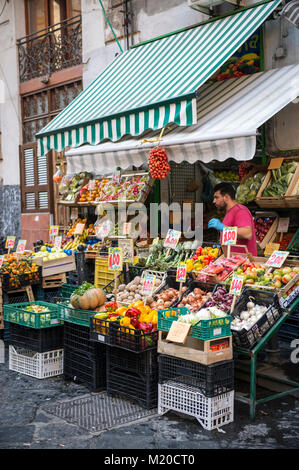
[158,331,233,365]
[35,254,76,277]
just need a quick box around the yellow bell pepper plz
[186,259,194,273]
[120,316,131,327]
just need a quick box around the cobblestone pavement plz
[0,345,298,450]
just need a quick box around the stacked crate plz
[90,313,159,409]
[3,301,64,379]
[157,302,234,430]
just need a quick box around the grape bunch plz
[238,162,251,180]
[148,147,171,180]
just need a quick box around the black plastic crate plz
[3,321,10,342]
[64,320,99,355]
[278,322,299,342]
[0,266,42,291]
[90,315,112,345]
[2,290,31,305]
[8,322,64,352]
[63,344,106,392]
[231,288,283,350]
[158,355,234,397]
[35,286,62,302]
[106,345,158,376]
[106,365,158,409]
[109,321,158,353]
[128,264,145,282]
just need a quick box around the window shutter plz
[20,143,53,213]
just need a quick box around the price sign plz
[142,273,156,296]
[176,262,187,283]
[49,225,59,238]
[108,247,123,271]
[5,236,16,249]
[0,255,4,268]
[163,229,181,249]
[223,227,237,245]
[264,243,281,256]
[16,240,26,253]
[166,321,191,344]
[88,179,95,191]
[74,223,85,235]
[123,222,132,236]
[229,274,244,296]
[70,208,78,221]
[266,250,289,268]
[112,171,121,183]
[95,220,112,239]
[277,217,290,233]
[54,236,62,250]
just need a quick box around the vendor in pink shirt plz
[208,182,257,257]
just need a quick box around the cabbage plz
[208,306,227,318]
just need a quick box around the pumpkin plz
[70,287,106,310]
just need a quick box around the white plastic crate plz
[158,381,234,431]
[9,345,64,379]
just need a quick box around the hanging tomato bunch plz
[148,147,171,180]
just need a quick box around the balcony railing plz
[17,15,82,83]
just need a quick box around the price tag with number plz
[223,227,237,245]
[176,262,187,283]
[5,236,16,250]
[74,223,85,235]
[142,273,156,296]
[163,229,181,249]
[16,240,26,254]
[266,250,289,268]
[229,274,244,296]
[54,236,62,250]
[0,255,4,268]
[88,180,95,191]
[108,247,123,271]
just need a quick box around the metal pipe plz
[98,0,123,53]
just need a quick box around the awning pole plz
[98,0,124,53]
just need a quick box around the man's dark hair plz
[214,182,236,200]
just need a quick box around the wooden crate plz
[255,158,299,209]
[254,212,279,250]
[157,331,233,365]
[35,254,76,277]
[42,273,67,289]
[285,163,299,207]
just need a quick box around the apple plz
[274,275,282,281]
[264,273,274,279]
[282,274,292,284]
[273,280,282,288]
[290,272,297,278]
[246,279,255,284]
[282,267,292,274]
[293,267,299,273]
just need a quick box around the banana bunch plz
[64,235,87,250]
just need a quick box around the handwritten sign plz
[49,225,59,238]
[0,255,4,269]
[88,179,95,191]
[54,236,62,250]
[122,222,132,236]
[277,217,290,233]
[266,250,289,268]
[5,236,16,250]
[176,262,187,283]
[74,223,85,235]
[264,243,281,256]
[16,240,27,254]
[108,247,123,271]
[142,273,156,296]
[166,321,191,344]
[163,229,181,249]
[95,220,112,239]
[223,227,237,245]
[229,274,244,296]
[70,208,78,220]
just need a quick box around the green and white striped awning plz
[65,64,299,173]
[37,0,281,156]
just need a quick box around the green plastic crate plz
[58,302,96,327]
[61,283,77,299]
[3,301,62,329]
[287,229,299,254]
[158,307,231,340]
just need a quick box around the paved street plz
[0,344,298,450]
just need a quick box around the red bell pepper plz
[125,308,141,318]
[105,301,118,312]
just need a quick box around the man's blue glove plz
[208,218,225,231]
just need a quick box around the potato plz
[133,276,141,284]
